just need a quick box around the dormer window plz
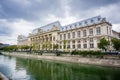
[79,23,81,26]
[85,21,87,24]
[98,17,101,21]
[74,24,77,27]
[91,19,93,23]
[62,28,64,30]
[66,27,67,30]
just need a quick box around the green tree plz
[32,43,39,50]
[46,41,52,50]
[53,44,59,50]
[23,45,30,50]
[3,45,18,51]
[98,38,110,51]
[111,38,120,51]
[63,40,67,50]
[42,44,46,50]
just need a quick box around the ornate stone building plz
[112,30,120,39]
[27,16,115,51]
[17,35,29,46]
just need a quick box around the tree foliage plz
[2,45,18,51]
[63,40,67,49]
[111,38,120,51]
[53,44,59,50]
[98,38,110,51]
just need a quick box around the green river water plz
[0,54,120,80]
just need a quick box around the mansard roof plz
[31,16,107,34]
[32,21,61,34]
[60,16,103,31]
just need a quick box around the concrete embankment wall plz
[2,52,120,67]
[0,72,9,80]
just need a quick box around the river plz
[0,54,120,80]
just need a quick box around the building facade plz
[17,35,29,46]
[112,30,120,39]
[27,16,115,51]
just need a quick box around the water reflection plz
[0,55,120,80]
[17,58,120,80]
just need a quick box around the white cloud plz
[0,19,36,44]
[112,24,120,32]
[0,0,120,45]
[12,19,35,36]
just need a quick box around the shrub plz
[71,50,103,58]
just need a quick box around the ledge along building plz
[18,16,120,51]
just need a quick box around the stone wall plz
[2,52,120,67]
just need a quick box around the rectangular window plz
[77,40,81,43]
[72,45,75,49]
[83,30,87,37]
[77,44,81,48]
[110,28,111,35]
[89,28,93,36]
[107,26,109,34]
[60,35,62,40]
[60,45,62,49]
[68,33,70,39]
[72,32,75,38]
[90,38,93,42]
[77,31,80,38]
[96,27,101,35]
[67,45,70,48]
[64,34,66,40]
[72,40,75,44]
[90,43,94,48]
[83,44,87,48]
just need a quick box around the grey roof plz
[60,16,103,31]
[32,21,61,34]
[32,16,104,34]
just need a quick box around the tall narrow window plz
[83,44,87,48]
[68,33,70,39]
[90,43,94,48]
[64,34,66,40]
[96,27,101,35]
[83,30,87,37]
[89,28,93,36]
[77,31,81,38]
[72,45,75,49]
[67,45,70,48]
[60,34,62,40]
[90,38,93,42]
[72,32,75,38]
[107,26,109,34]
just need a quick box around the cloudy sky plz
[0,0,120,44]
